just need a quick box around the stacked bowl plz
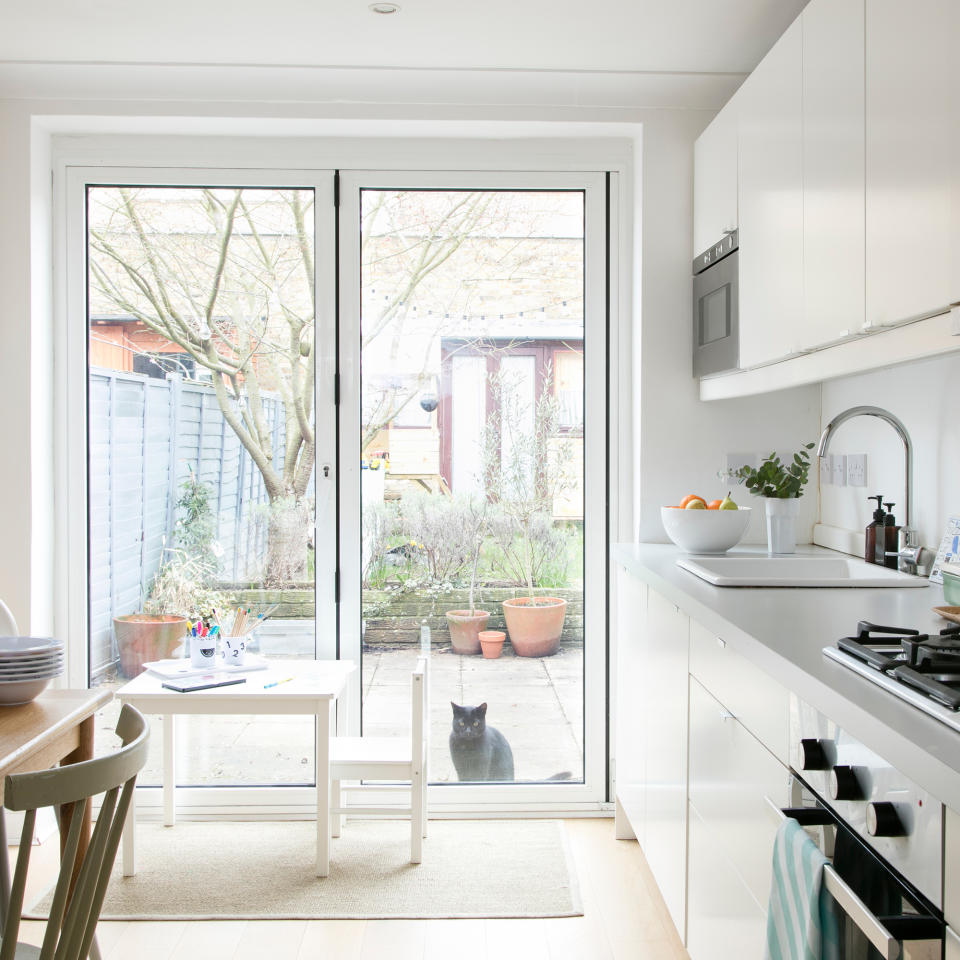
[0,637,64,705]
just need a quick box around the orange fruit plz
[679,494,706,509]
[706,499,722,510]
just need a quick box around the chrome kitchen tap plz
[816,405,926,575]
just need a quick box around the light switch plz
[819,457,832,486]
[830,454,847,487]
[846,454,867,487]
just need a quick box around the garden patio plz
[92,641,584,787]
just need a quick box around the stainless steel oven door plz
[692,249,738,377]
[767,792,944,960]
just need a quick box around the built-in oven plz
[692,229,739,377]
[782,699,946,959]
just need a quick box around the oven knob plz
[867,802,906,837]
[829,765,861,801]
[797,738,828,770]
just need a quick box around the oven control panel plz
[791,696,943,909]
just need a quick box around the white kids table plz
[116,658,355,877]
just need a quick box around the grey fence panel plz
[87,368,288,677]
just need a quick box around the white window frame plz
[52,136,626,817]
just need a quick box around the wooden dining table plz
[0,688,113,927]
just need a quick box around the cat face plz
[451,702,487,740]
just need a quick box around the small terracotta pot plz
[501,597,568,657]
[113,614,188,678]
[445,609,490,655]
[479,630,505,659]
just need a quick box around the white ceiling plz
[2,0,808,75]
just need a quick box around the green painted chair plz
[0,704,149,960]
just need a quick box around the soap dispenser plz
[865,495,886,565]
[882,502,901,569]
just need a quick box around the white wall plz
[635,110,820,545]
[819,353,960,556]
[0,65,825,632]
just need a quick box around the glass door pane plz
[85,182,329,787]
[356,187,587,786]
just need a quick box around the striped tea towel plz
[765,817,842,960]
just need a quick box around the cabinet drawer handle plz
[716,637,726,649]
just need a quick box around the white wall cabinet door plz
[693,103,739,257]
[865,0,956,328]
[737,19,804,368]
[801,0,865,350]
[643,588,690,940]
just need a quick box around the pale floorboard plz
[10,819,688,960]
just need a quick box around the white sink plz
[676,554,929,588]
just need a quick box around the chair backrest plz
[410,656,428,774]
[0,599,19,636]
[0,703,149,960]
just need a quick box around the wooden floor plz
[13,819,688,960]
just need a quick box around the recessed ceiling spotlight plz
[369,2,400,12]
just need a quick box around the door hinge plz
[333,171,340,209]
[333,371,340,406]
[334,569,340,603]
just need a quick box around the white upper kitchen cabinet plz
[801,0,864,350]
[737,19,803,369]
[693,101,738,257]
[865,0,957,328]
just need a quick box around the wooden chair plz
[0,704,149,960]
[330,656,428,863]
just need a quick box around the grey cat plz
[449,702,515,781]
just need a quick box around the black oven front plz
[775,777,944,960]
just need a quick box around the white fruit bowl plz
[660,505,752,554]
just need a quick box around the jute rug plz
[30,819,581,921]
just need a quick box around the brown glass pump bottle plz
[865,495,885,565]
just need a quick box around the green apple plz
[685,498,707,510]
[719,492,738,511]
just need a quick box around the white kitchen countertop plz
[614,542,960,811]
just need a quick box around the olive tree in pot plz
[402,494,491,654]
[444,498,491,655]
[733,443,815,555]
[114,474,227,677]
[485,366,573,657]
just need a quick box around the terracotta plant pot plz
[479,630,505,659]
[501,597,568,657]
[445,609,491,655]
[113,614,188,678]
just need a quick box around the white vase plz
[764,497,800,555]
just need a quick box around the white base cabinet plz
[615,571,790,957]
[687,802,768,960]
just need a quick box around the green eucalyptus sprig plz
[733,443,815,499]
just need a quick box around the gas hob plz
[824,620,960,734]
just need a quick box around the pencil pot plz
[190,633,218,669]
[220,637,246,666]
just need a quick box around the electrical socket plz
[846,454,867,487]
[819,457,832,486]
[830,454,847,487]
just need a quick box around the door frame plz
[51,137,626,817]
[337,169,610,809]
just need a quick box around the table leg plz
[121,777,136,877]
[163,715,176,827]
[60,715,95,898]
[316,700,332,877]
